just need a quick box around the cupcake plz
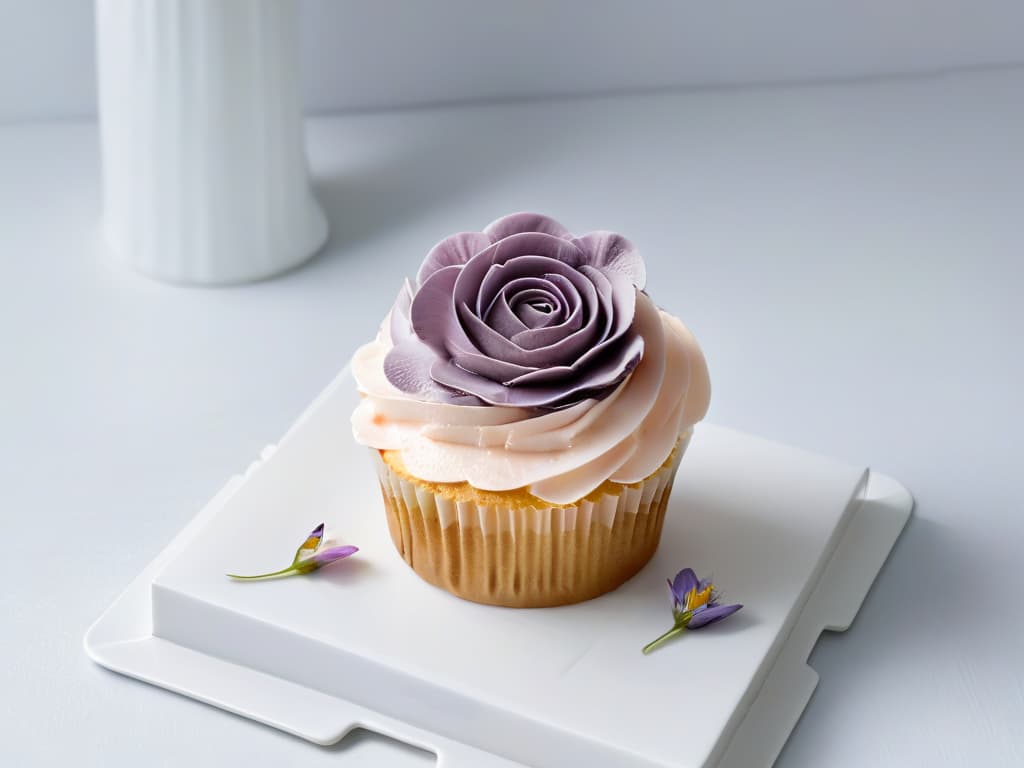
[351,213,710,607]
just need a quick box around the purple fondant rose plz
[384,213,647,408]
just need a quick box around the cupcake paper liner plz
[371,434,689,608]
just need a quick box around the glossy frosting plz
[351,288,710,504]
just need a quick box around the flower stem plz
[226,566,300,581]
[642,625,686,655]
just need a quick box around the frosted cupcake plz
[351,213,710,607]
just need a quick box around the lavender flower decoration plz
[227,523,358,581]
[642,568,743,654]
[384,212,648,408]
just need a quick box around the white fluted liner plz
[369,436,689,607]
[96,0,327,284]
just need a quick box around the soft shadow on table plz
[780,514,972,764]
[305,107,571,268]
[808,515,976,660]
[313,555,375,586]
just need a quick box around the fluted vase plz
[96,0,328,284]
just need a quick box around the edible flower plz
[227,523,358,581]
[642,567,742,654]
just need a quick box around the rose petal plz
[483,212,572,241]
[430,358,516,404]
[510,299,585,351]
[457,302,537,366]
[417,231,492,285]
[484,292,530,337]
[508,288,562,325]
[388,278,416,343]
[483,274,571,326]
[410,265,479,359]
[471,256,602,363]
[572,231,646,288]
[515,304,554,328]
[584,264,615,339]
[384,337,468,401]
[448,332,539,381]
[470,239,585,316]
[506,277,638,386]
[456,255,591,362]
[362,330,484,407]
[483,279,565,336]
[507,273,587,350]
[506,334,643,391]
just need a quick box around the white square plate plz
[86,367,912,767]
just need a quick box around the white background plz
[2,2,1024,767]
[3,0,1024,120]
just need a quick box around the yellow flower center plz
[687,584,714,611]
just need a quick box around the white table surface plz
[2,67,1022,767]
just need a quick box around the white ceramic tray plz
[85,367,912,768]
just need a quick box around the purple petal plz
[432,343,640,408]
[483,212,572,241]
[471,258,602,365]
[572,231,646,288]
[456,303,536,367]
[429,359,515,404]
[667,578,684,612]
[484,275,569,328]
[671,568,700,601]
[504,333,643,388]
[688,603,742,629]
[485,274,568,320]
[447,327,538,380]
[409,265,466,357]
[484,292,531,337]
[510,300,584,350]
[417,232,491,285]
[385,334,485,404]
[312,545,359,566]
[384,337,445,398]
[388,279,416,343]
[466,238,586,316]
[507,288,562,324]
[507,273,586,350]
[456,236,585,317]
[483,280,567,336]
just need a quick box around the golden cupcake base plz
[372,436,687,608]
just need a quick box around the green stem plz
[642,625,686,655]
[226,566,300,581]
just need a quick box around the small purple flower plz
[227,523,358,581]
[384,212,647,409]
[643,567,743,654]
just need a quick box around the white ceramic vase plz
[96,0,328,285]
